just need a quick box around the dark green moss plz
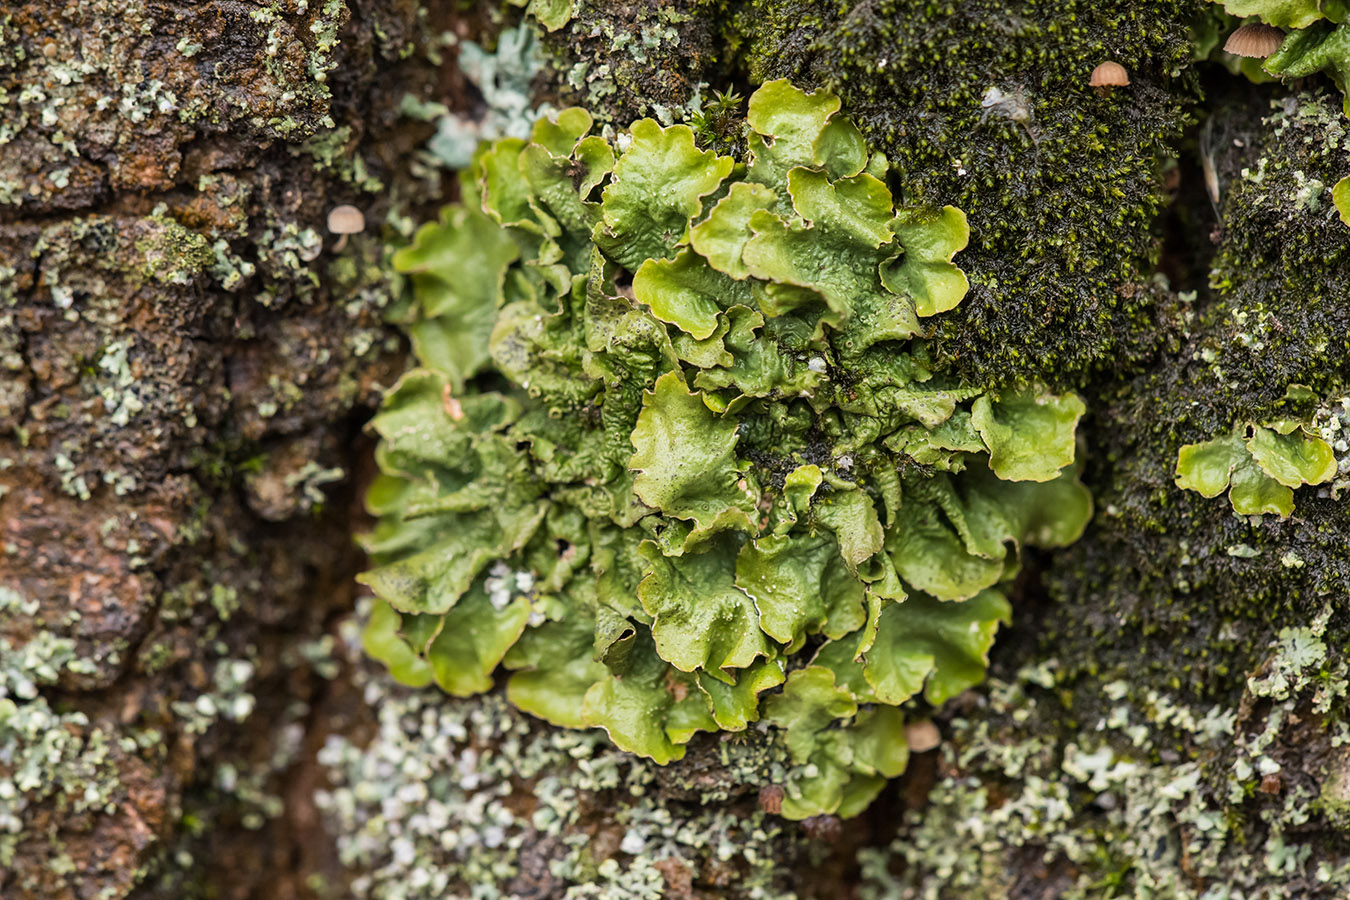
[736,0,1198,390]
[1202,91,1350,414]
[843,64,1350,896]
[1043,88,1350,707]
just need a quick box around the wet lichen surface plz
[4,0,1350,898]
[359,76,1098,824]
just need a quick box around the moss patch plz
[736,0,1197,389]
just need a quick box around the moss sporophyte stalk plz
[358,80,1093,820]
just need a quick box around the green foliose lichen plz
[1216,0,1348,29]
[320,606,807,900]
[1176,418,1338,516]
[360,81,1093,820]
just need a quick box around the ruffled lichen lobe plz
[360,79,1095,820]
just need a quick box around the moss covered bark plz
[734,0,1198,389]
[4,0,1350,898]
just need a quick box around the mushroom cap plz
[327,204,366,235]
[905,720,942,753]
[1089,61,1130,87]
[1224,23,1284,58]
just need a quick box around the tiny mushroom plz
[905,720,942,753]
[1224,23,1284,58]
[327,204,365,251]
[758,784,785,815]
[1089,61,1130,94]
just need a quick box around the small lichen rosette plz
[359,81,1093,820]
[1176,419,1337,517]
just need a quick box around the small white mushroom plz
[905,720,942,753]
[327,204,365,251]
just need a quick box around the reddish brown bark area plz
[0,1,473,895]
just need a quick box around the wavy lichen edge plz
[360,80,1093,819]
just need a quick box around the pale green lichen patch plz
[427,24,556,171]
[0,697,125,868]
[528,0,727,129]
[362,81,1093,819]
[509,0,576,32]
[320,606,805,900]
[864,631,1350,899]
[0,588,127,871]
[0,0,349,208]
[971,390,1086,483]
[762,667,908,820]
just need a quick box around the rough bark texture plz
[0,0,442,895]
[2,1,1349,899]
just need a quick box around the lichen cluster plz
[0,0,446,892]
[0,0,351,207]
[361,80,1093,819]
[860,617,1350,899]
[321,604,809,900]
[1176,418,1338,516]
[425,24,554,171]
[530,0,727,129]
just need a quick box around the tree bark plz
[3,1,1349,899]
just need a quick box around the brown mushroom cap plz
[327,204,366,235]
[1090,61,1130,87]
[1225,23,1285,58]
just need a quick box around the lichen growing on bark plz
[860,630,1350,899]
[1049,88,1350,704]
[532,0,733,127]
[0,0,455,895]
[360,79,1096,820]
[5,0,1350,897]
[734,0,1196,389]
[1176,418,1339,517]
[320,602,828,900]
[981,85,1350,898]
